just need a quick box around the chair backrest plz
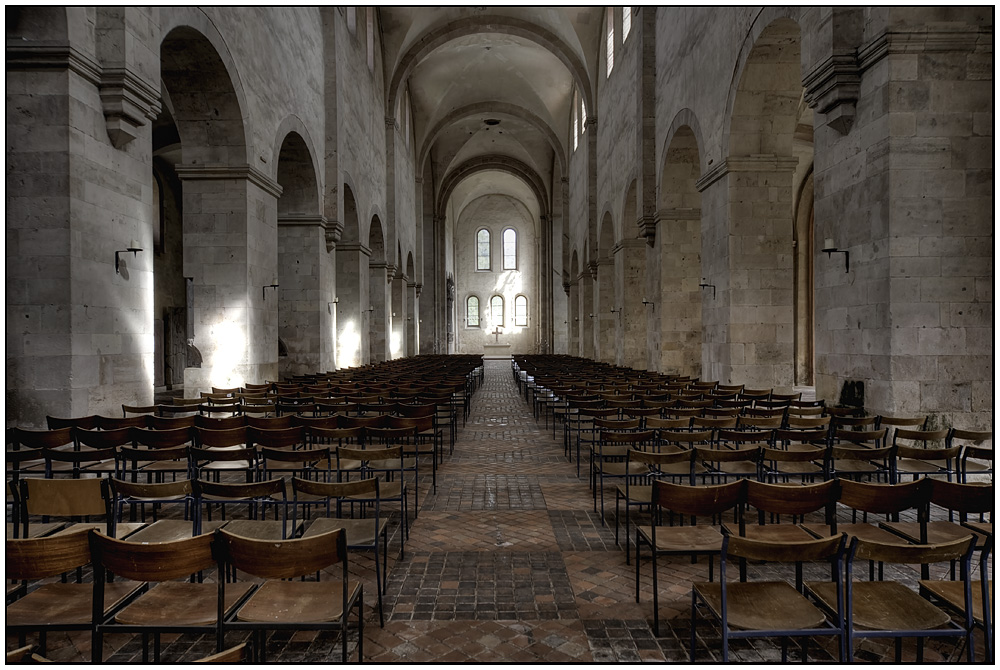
[74,426,133,449]
[735,415,782,430]
[46,415,99,430]
[291,475,378,502]
[10,427,74,450]
[20,476,109,517]
[692,416,738,430]
[194,415,246,430]
[147,414,197,430]
[772,427,829,447]
[836,478,928,516]
[716,429,770,447]
[246,415,294,430]
[194,426,247,448]
[132,426,194,448]
[110,476,193,502]
[834,427,888,448]
[785,416,831,430]
[95,415,148,430]
[260,446,331,470]
[90,529,215,581]
[928,479,993,515]
[892,427,949,447]
[660,429,714,448]
[850,534,975,565]
[247,426,306,449]
[877,415,927,431]
[193,477,286,502]
[216,526,346,579]
[745,479,837,517]
[651,479,745,517]
[6,530,93,581]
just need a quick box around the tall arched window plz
[476,229,491,270]
[466,295,480,327]
[502,228,517,270]
[572,89,579,151]
[366,7,374,71]
[622,7,631,41]
[514,295,528,326]
[490,295,504,325]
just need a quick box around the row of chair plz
[634,477,992,661]
[8,526,363,663]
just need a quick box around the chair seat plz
[721,522,814,542]
[50,522,145,539]
[919,579,991,626]
[133,461,189,472]
[6,521,66,539]
[124,519,228,543]
[236,579,362,624]
[637,524,723,553]
[7,581,142,626]
[595,462,649,477]
[693,581,830,631]
[115,580,254,626]
[368,458,417,470]
[800,522,902,544]
[962,520,992,536]
[765,462,823,475]
[710,462,758,475]
[303,516,387,547]
[808,580,952,631]
[615,484,652,503]
[335,459,362,471]
[830,459,880,473]
[222,519,298,540]
[896,458,949,473]
[879,520,981,545]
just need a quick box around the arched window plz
[466,295,480,327]
[346,7,356,35]
[366,8,374,71]
[490,295,504,325]
[502,228,517,270]
[476,229,491,270]
[514,295,528,327]
[622,7,631,41]
[606,7,615,76]
[572,89,579,151]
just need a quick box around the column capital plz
[174,164,284,199]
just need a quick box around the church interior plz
[5,6,994,663]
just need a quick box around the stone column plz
[580,266,595,359]
[595,259,616,363]
[568,280,580,355]
[658,208,702,377]
[335,242,370,368]
[369,262,389,363]
[277,215,336,378]
[407,281,420,356]
[390,272,407,358]
[615,238,649,369]
[177,166,282,395]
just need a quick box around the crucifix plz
[492,325,503,343]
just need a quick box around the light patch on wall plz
[339,318,361,368]
[209,317,246,389]
[390,330,402,356]
[493,270,522,294]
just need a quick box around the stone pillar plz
[580,267,595,359]
[658,208,702,377]
[368,262,389,363]
[7,25,158,426]
[595,259,616,363]
[568,280,580,355]
[407,281,420,356]
[615,238,649,369]
[390,272,406,358]
[335,242,370,368]
[810,8,992,427]
[177,166,282,395]
[277,216,336,378]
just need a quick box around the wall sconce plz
[641,297,653,307]
[822,238,850,272]
[699,280,716,299]
[327,297,339,313]
[366,306,375,312]
[114,239,142,274]
[262,284,279,299]
[588,313,597,319]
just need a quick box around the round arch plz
[436,155,549,219]
[271,115,323,215]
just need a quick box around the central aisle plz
[363,360,822,663]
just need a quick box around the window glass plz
[606,8,614,75]
[623,7,631,41]
[514,295,527,327]
[467,296,480,327]
[477,229,491,270]
[490,295,504,325]
[502,228,517,270]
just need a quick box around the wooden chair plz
[810,535,978,662]
[192,478,291,539]
[45,415,99,430]
[880,478,992,548]
[7,530,142,657]
[258,445,332,484]
[592,430,654,525]
[18,477,143,539]
[293,476,391,627]
[338,445,412,541]
[107,477,216,543]
[727,479,838,543]
[6,480,65,540]
[122,404,157,417]
[89,530,253,662]
[95,415,148,430]
[691,533,846,662]
[214,526,364,662]
[614,448,696,564]
[919,537,993,663]
[827,428,892,482]
[891,427,957,483]
[126,426,194,483]
[948,428,993,483]
[636,480,746,635]
[8,427,74,479]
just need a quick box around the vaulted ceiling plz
[379,7,605,218]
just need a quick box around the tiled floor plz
[8,361,990,663]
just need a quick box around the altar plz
[483,343,512,359]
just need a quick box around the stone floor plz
[8,360,990,663]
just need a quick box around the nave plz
[9,361,989,663]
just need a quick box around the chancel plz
[5,5,993,664]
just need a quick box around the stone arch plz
[658,124,703,377]
[159,19,250,165]
[436,156,549,220]
[417,101,566,176]
[272,117,323,215]
[368,215,386,264]
[341,179,361,245]
[275,131,320,217]
[387,14,594,121]
[621,179,638,237]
